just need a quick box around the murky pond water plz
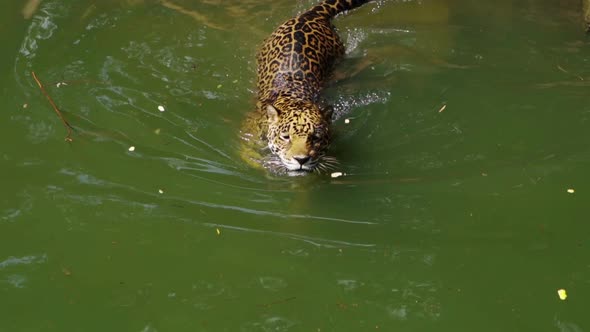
[1,0,590,331]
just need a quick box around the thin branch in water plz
[159,0,227,31]
[31,71,74,142]
[557,64,584,81]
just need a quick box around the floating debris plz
[331,172,345,178]
[216,228,221,235]
[557,288,567,300]
[567,188,575,194]
[154,128,161,135]
[22,0,42,19]
[158,189,164,194]
[158,105,165,112]
[344,118,350,124]
[32,71,73,142]
[217,84,223,89]
[56,82,67,88]
[22,103,28,109]
[128,146,135,152]
[438,104,447,113]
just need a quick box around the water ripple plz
[19,1,68,60]
[205,223,376,249]
[0,254,47,269]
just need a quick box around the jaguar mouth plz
[285,162,315,172]
[286,169,311,176]
[263,154,337,176]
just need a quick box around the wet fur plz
[241,0,372,173]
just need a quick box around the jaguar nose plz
[294,156,310,166]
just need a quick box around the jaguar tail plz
[310,0,373,19]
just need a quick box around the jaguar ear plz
[323,105,334,121]
[266,105,279,124]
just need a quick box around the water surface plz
[1,0,589,331]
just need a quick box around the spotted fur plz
[242,0,372,173]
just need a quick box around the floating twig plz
[31,71,74,142]
[159,0,227,31]
[557,64,584,81]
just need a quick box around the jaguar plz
[240,0,373,174]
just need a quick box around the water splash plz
[333,90,391,121]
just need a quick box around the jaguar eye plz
[280,133,290,141]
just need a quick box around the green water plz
[1,0,590,331]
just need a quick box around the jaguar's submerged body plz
[241,0,372,174]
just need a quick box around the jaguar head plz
[265,101,333,173]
